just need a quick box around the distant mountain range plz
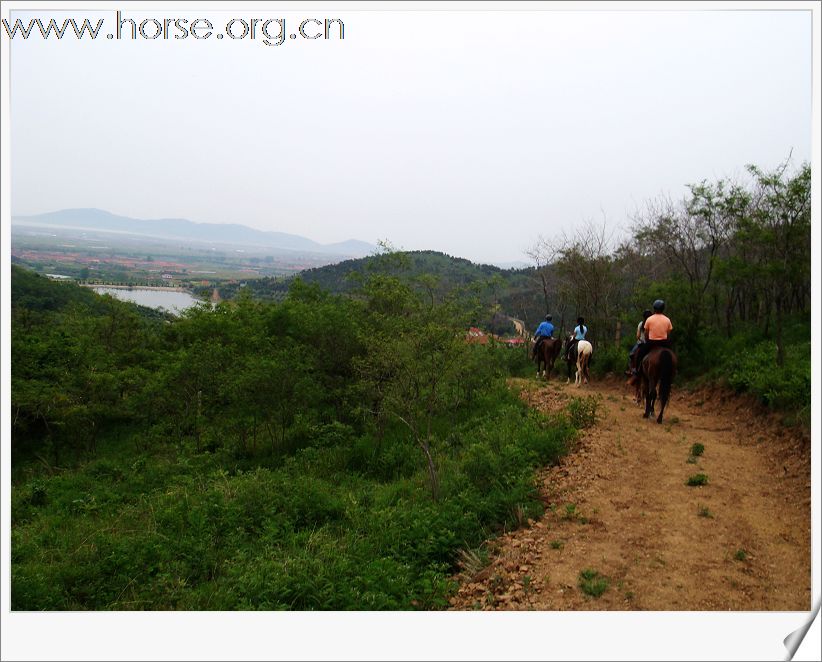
[11,208,375,258]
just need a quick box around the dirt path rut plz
[450,378,811,611]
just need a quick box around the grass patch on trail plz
[566,395,602,429]
[686,473,709,487]
[578,569,609,598]
[687,443,705,465]
[697,505,714,518]
[734,549,748,562]
[562,503,587,523]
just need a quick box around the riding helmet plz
[653,299,665,313]
[545,315,552,321]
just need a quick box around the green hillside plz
[11,260,576,610]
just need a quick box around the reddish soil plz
[449,377,811,611]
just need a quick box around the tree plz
[735,161,811,365]
[529,220,625,344]
[355,272,472,501]
[632,179,745,335]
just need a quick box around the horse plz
[563,334,577,383]
[574,340,593,386]
[534,337,562,380]
[563,335,592,384]
[638,346,677,423]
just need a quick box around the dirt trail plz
[450,377,811,611]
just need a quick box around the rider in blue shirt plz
[532,315,555,358]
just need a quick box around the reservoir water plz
[91,287,202,315]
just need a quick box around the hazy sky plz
[10,7,813,263]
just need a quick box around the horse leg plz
[643,377,655,418]
[656,397,667,424]
[649,381,657,417]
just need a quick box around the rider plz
[532,314,555,359]
[631,299,673,379]
[565,316,588,361]
[626,309,652,375]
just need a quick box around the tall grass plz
[12,383,573,610]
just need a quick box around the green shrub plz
[723,337,810,414]
[29,480,48,507]
[578,568,609,597]
[686,474,709,487]
[589,343,629,377]
[567,395,601,429]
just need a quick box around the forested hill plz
[296,251,516,293]
[204,250,550,332]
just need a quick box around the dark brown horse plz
[534,337,562,380]
[638,346,677,423]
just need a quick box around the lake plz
[91,287,202,315]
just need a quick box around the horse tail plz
[659,349,673,402]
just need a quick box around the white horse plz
[575,340,593,386]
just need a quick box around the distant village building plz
[161,274,174,280]
[466,327,490,345]
[466,326,523,347]
[45,274,73,281]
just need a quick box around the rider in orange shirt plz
[631,299,672,378]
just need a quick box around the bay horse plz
[638,346,677,423]
[534,337,562,380]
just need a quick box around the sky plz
[9,6,814,264]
